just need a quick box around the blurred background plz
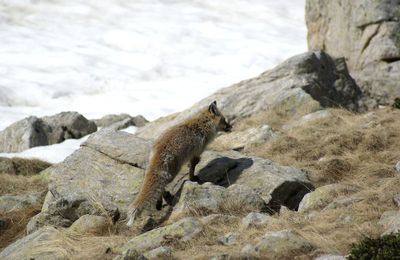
[0,0,306,129]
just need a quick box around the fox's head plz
[208,101,232,132]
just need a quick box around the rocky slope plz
[306,0,400,104]
[1,19,400,260]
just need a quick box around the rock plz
[170,182,267,219]
[0,116,48,152]
[0,112,97,152]
[325,197,364,210]
[28,135,145,231]
[69,214,110,235]
[395,161,400,173]
[42,111,97,144]
[378,210,400,235]
[208,125,277,151]
[220,232,239,246]
[393,194,400,208]
[0,157,51,175]
[82,130,151,169]
[119,217,203,253]
[193,150,314,212]
[306,0,400,104]
[116,248,146,260]
[144,246,173,259]
[282,110,332,130]
[0,226,75,260]
[241,212,272,228]
[253,229,313,258]
[136,51,366,140]
[241,244,257,255]
[298,184,358,212]
[0,192,44,213]
[93,114,148,128]
[314,255,346,260]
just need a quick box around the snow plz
[0,0,306,163]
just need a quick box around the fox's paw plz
[126,207,138,227]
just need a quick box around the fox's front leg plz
[189,156,200,182]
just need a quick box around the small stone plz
[241,212,272,228]
[119,248,146,260]
[69,214,110,235]
[220,232,239,246]
[378,210,400,235]
[241,244,257,255]
[144,246,172,259]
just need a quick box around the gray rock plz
[298,184,358,212]
[378,210,400,235]
[0,192,44,213]
[82,130,151,169]
[220,232,239,246]
[144,246,172,259]
[69,214,110,235]
[314,255,345,260]
[395,161,400,173]
[42,111,97,144]
[241,244,257,255]
[0,116,48,152]
[170,182,267,219]
[119,217,203,253]
[116,249,146,260]
[93,114,148,128]
[0,226,74,260]
[325,197,364,210]
[136,51,366,140]
[0,112,97,152]
[254,229,313,258]
[283,110,332,130]
[28,140,145,232]
[193,150,314,212]
[241,212,272,228]
[208,125,277,151]
[306,0,400,104]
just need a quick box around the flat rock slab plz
[0,192,44,213]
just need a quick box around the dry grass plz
[0,157,51,176]
[0,173,47,251]
[236,107,400,255]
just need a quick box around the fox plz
[127,101,232,227]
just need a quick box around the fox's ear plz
[208,101,218,115]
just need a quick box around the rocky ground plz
[1,1,400,259]
[0,49,399,260]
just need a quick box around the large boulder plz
[41,111,97,144]
[170,182,267,219]
[0,116,49,152]
[306,0,400,104]
[136,51,367,140]
[191,151,314,212]
[0,112,97,152]
[27,131,147,233]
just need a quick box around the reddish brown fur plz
[127,102,231,226]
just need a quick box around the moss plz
[348,233,400,260]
